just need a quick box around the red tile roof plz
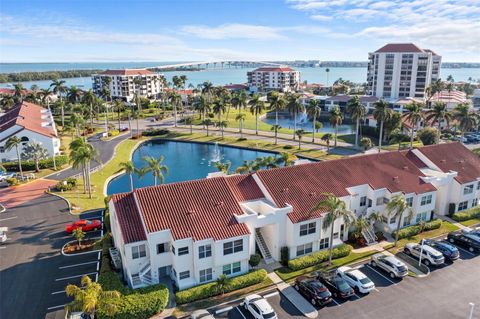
[375,43,424,53]
[415,142,480,184]
[430,90,468,104]
[134,177,250,241]
[99,69,154,76]
[225,174,264,202]
[0,102,57,141]
[256,152,436,223]
[111,192,147,244]
[253,67,295,72]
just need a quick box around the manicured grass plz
[275,249,379,283]
[381,141,423,151]
[172,277,274,318]
[387,221,459,254]
[460,218,480,227]
[51,138,143,212]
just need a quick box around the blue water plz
[1,63,478,90]
[262,112,355,134]
[106,140,276,195]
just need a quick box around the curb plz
[0,203,5,213]
[46,191,74,215]
[396,252,430,278]
[61,240,102,257]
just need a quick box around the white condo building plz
[109,143,479,291]
[367,43,442,100]
[92,69,163,102]
[0,102,60,163]
[247,67,300,93]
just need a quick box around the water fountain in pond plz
[209,142,222,165]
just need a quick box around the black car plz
[318,272,355,299]
[447,232,480,253]
[294,276,332,306]
[423,239,460,261]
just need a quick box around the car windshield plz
[250,297,263,303]
[359,278,371,285]
[86,220,92,225]
[335,279,350,291]
[397,265,407,272]
[264,312,276,319]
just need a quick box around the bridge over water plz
[146,61,283,71]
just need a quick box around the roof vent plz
[441,159,446,163]
[309,192,316,197]
[393,176,399,181]
[215,201,224,207]
[403,166,408,170]
[186,209,194,215]
[281,188,289,193]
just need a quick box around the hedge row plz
[452,206,480,222]
[142,129,170,136]
[392,218,442,239]
[287,244,353,271]
[175,269,267,305]
[2,155,68,171]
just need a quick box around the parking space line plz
[96,261,100,272]
[235,306,247,319]
[47,304,65,310]
[0,216,17,222]
[55,272,97,281]
[215,306,233,315]
[456,246,476,257]
[59,261,98,269]
[331,298,341,306]
[365,264,397,285]
[51,290,65,295]
[352,293,361,300]
[263,291,279,299]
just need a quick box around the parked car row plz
[464,133,480,144]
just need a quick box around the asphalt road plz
[0,195,103,319]
[210,247,479,319]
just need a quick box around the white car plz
[371,253,408,278]
[404,243,445,266]
[191,309,215,319]
[0,227,7,243]
[336,266,375,294]
[243,294,277,319]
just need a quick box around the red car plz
[66,219,102,234]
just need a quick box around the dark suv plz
[317,272,355,299]
[423,239,460,261]
[294,276,332,306]
[447,232,480,253]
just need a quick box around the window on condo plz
[179,271,190,280]
[420,194,432,206]
[403,216,410,227]
[464,185,474,195]
[132,244,146,259]
[223,262,241,275]
[198,244,212,259]
[360,196,367,207]
[171,245,176,255]
[376,197,384,206]
[223,239,243,255]
[458,201,468,211]
[406,197,413,207]
[199,268,213,283]
[477,182,480,190]
[415,212,428,224]
[156,243,167,254]
[296,243,313,257]
[178,247,189,256]
[389,217,396,224]
[319,238,329,250]
[300,222,316,236]
[472,198,478,207]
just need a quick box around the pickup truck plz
[370,253,408,279]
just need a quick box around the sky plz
[0,0,479,63]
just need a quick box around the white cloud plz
[181,23,284,40]
[310,14,332,21]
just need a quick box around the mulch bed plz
[63,239,97,255]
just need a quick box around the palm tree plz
[454,103,478,138]
[67,86,83,104]
[5,136,24,178]
[65,275,120,317]
[270,124,282,145]
[425,102,453,143]
[373,100,393,152]
[202,119,213,136]
[22,141,49,172]
[69,137,99,198]
[1,94,15,110]
[386,194,414,246]
[113,99,124,130]
[402,102,424,148]
[39,88,52,107]
[235,113,246,138]
[184,116,194,134]
[329,106,343,148]
[50,79,67,128]
[215,274,230,295]
[235,160,255,174]
[286,94,304,140]
[276,152,297,166]
[142,155,169,186]
[310,193,356,264]
[82,90,97,128]
[70,113,86,137]
[216,120,228,139]
[169,91,182,127]
[295,129,305,149]
[347,96,366,148]
[215,160,231,174]
[72,228,85,248]
[268,92,286,129]
[13,83,25,102]
[201,81,215,103]
[213,98,226,123]
[306,99,321,143]
[119,161,136,192]
[321,133,333,150]
[194,95,211,122]
[249,93,265,135]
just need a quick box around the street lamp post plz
[468,302,475,319]
[418,238,425,267]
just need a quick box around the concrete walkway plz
[351,240,392,254]
[0,178,57,209]
[267,272,318,319]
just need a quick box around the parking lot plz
[209,239,480,319]
[0,193,104,319]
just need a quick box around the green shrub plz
[249,254,262,268]
[452,206,480,222]
[54,177,78,191]
[280,246,289,266]
[6,177,18,186]
[1,155,68,171]
[392,218,442,239]
[142,129,170,136]
[237,137,247,141]
[175,269,267,305]
[283,145,293,150]
[288,244,353,271]
[108,129,120,137]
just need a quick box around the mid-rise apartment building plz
[92,69,162,102]
[247,67,300,93]
[109,143,479,291]
[367,43,442,100]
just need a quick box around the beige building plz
[247,66,300,93]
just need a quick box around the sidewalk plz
[267,272,318,319]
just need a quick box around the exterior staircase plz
[132,263,154,288]
[255,228,274,264]
[362,224,378,246]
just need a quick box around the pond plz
[262,112,355,135]
[106,140,277,195]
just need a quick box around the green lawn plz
[460,219,480,227]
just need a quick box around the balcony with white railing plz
[236,199,291,228]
